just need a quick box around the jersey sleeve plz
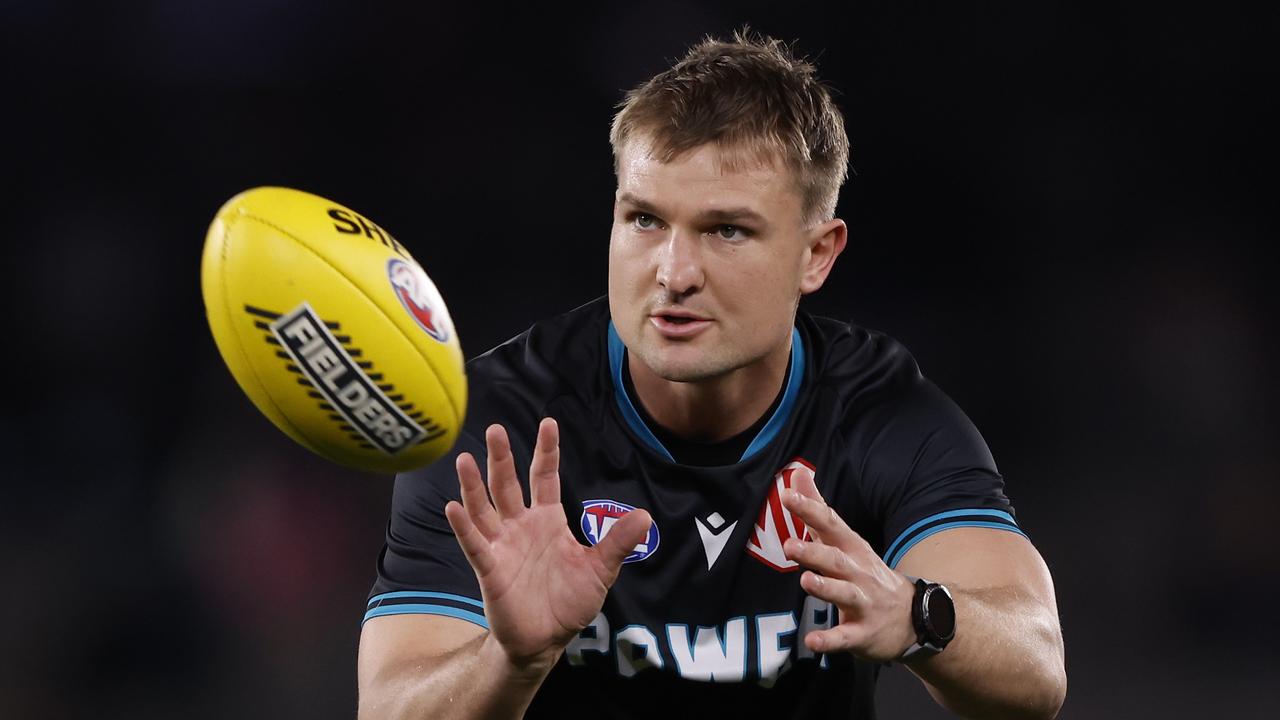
[363,430,489,629]
[860,378,1027,569]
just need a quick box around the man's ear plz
[799,219,848,295]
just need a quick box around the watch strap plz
[899,639,944,661]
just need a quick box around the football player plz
[357,29,1066,719]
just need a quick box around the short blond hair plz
[610,28,850,224]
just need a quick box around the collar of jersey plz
[606,321,805,464]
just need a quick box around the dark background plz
[3,2,1276,718]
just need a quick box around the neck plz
[627,337,792,443]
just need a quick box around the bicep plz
[894,526,1058,608]
[358,614,487,695]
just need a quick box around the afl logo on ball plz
[580,499,659,563]
[387,258,449,342]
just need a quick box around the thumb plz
[594,508,653,575]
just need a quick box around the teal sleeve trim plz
[882,508,1018,563]
[361,603,489,629]
[367,590,484,609]
[885,520,1027,569]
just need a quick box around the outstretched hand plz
[780,470,918,663]
[444,418,652,671]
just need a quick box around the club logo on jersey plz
[580,499,660,563]
[387,258,448,342]
[746,459,815,571]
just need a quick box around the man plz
[357,30,1066,719]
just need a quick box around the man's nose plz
[655,229,705,298]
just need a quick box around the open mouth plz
[650,314,712,337]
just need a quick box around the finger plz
[792,466,826,503]
[528,417,561,506]
[784,538,863,581]
[782,487,860,553]
[456,452,500,538]
[790,468,826,543]
[593,508,653,576]
[485,424,527,519]
[799,570,868,612]
[445,500,496,576]
[804,622,868,655]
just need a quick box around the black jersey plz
[365,297,1024,719]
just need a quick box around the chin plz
[634,343,738,384]
[650,363,718,384]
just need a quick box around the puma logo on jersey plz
[746,459,815,571]
[695,512,738,570]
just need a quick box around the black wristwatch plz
[899,576,956,661]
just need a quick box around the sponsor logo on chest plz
[564,596,834,686]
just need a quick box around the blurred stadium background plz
[2,2,1276,717]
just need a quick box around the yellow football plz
[201,187,466,473]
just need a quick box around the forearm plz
[904,586,1066,719]
[358,633,553,720]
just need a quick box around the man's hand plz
[781,471,1066,718]
[779,470,917,663]
[444,418,652,674]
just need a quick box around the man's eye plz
[716,225,744,240]
[633,213,658,230]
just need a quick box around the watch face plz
[925,586,956,641]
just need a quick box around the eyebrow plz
[617,192,769,227]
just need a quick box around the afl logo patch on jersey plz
[746,459,815,572]
[387,258,449,342]
[580,499,660,563]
